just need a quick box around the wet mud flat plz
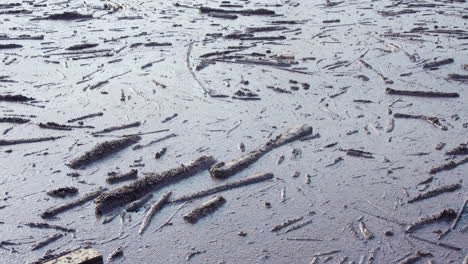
[0,0,467,263]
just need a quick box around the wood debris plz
[139,192,172,234]
[24,222,75,233]
[406,208,457,232]
[0,136,63,146]
[125,193,153,212]
[408,183,462,203]
[210,124,312,178]
[171,172,274,204]
[429,157,468,174]
[67,136,141,169]
[47,187,78,198]
[41,188,106,219]
[358,221,375,239]
[95,156,215,216]
[93,122,141,134]
[386,87,459,98]
[271,216,304,232]
[31,234,64,251]
[183,196,226,224]
[106,169,138,184]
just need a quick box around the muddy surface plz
[0,0,467,263]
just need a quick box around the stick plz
[139,192,172,234]
[408,183,461,203]
[24,222,75,233]
[41,188,106,219]
[183,196,226,224]
[429,158,468,174]
[171,172,274,204]
[393,113,447,130]
[30,234,64,251]
[93,121,141,134]
[154,201,189,232]
[271,216,304,232]
[422,58,454,69]
[397,251,432,264]
[312,250,341,257]
[67,136,141,169]
[67,112,103,123]
[445,144,468,156]
[283,220,313,234]
[186,41,211,95]
[210,124,312,178]
[132,133,177,150]
[452,198,468,230]
[406,208,456,232]
[353,207,406,226]
[386,87,459,98]
[199,7,275,15]
[406,234,461,251]
[0,136,63,146]
[95,156,215,216]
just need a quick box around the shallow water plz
[0,0,467,263]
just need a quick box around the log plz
[95,156,215,216]
[408,183,461,203]
[0,136,63,146]
[210,124,312,178]
[422,58,454,69]
[41,188,106,219]
[386,87,459,98]
[406,208,456,232]
[429,158,468,174]
[67,136,141,169]
[183,196,226,224]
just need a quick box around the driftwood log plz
[41,188,106,219]
[67,136,141,169]
[183,196,226,223]
[210,124,312,178]
[94,156,216,216]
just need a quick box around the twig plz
[406,234,461,251]
[139,192,172,234]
